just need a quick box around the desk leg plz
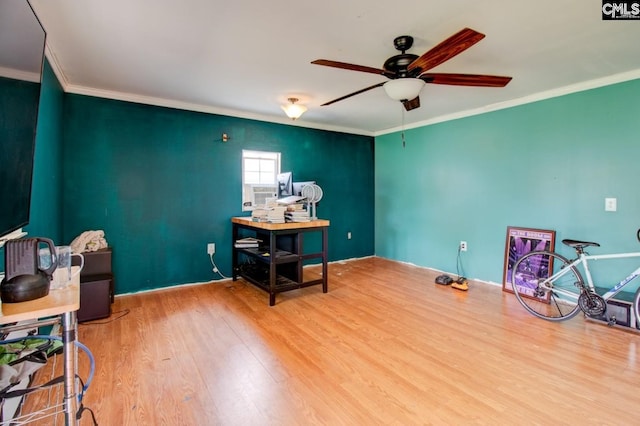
[296,233,304,283]
[62,311,78,425]
[269,232,277,306]
[322,227,328,293]
[232,224,239,281]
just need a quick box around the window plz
[242,150,280,211]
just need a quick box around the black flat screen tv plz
[0,1,46,240]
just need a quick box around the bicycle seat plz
[562,239,600,252]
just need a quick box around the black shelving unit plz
[231,217,329,306]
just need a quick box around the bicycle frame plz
[545,251,640,302]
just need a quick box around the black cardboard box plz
[80,248,112,277]
[78,275,112,322]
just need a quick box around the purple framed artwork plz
[502,226,556,300]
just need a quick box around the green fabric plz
[0,338,62,365]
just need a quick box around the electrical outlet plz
[460,241,467,252]
[207,243,216,255]
[347,232,352,240]
[605,197,617,212]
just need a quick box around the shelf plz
[237,247,300,264]
[0,288,80,425]
[237,263,322,293]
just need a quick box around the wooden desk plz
[0,282,80,425]
[231,217,330,305]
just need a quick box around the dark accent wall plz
[62,95,375,294]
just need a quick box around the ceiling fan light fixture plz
[281,97,307,120]
[383,78,425,101]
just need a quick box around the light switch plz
[605,198,617,212]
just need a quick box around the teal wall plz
[375,78,640,288]
[24,57,640,296]
[61,95,374,294]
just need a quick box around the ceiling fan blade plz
[420,73,512,87]
[402,96,421,111]
[408,28,486,74]
[312,59,385,76]
[320,82,385,106]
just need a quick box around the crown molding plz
[42,40,640,138]
[44,44,69,88]
[64,84,372,136]
[0,65,40,83]
[42,47,373,137]
[375,69,640,136]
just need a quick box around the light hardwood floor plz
[22,257,640,425]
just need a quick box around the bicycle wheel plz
[510,250,583,321]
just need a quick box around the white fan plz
[301,184,323,220]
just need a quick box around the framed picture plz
[502,227,556,300]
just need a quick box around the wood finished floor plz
[22,257,640,425]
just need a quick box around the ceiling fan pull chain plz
[401,106,406,148]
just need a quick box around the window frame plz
[241,150,281,211]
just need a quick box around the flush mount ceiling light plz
[281,97,307,120]
[383,78,425,101]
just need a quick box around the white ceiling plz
[27,0,640,135]
[0,1,45,81]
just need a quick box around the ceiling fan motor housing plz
[384,35,420,78]
[384,54,419,78]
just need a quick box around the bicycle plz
[510,229,640,325]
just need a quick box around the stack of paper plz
[234,237,261,248]
[285,205,310,222]
[267,206,286,223]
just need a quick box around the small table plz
[231,217,330,305]
[0,282,80,425]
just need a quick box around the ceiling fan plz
[312,28,512,111]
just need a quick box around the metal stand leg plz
[61,311,78,425]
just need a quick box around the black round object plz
[578,291,607,317]
[393,35,414,52]
[1,271,51,303]
[383,53,419,78]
